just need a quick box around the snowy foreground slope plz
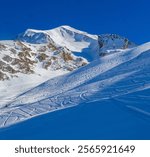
[0,26,150,139]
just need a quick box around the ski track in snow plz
[0,40,150,128]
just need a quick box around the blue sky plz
[0,0,149,44]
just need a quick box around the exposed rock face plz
[0,40,87,80]
[0,71,8,80]
[98,34,136,56]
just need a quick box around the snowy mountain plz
[0,25,135,106]
[1,26,150,139]
[18,25,136,60]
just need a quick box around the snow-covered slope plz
[0,40,149,128]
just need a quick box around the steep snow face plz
[46,26,98,52]
[46,26,100,61]
[18,29,54,44]
[0,42,149,128]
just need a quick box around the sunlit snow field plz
[0,26,150,139]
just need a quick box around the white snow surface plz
[0,39,150,128]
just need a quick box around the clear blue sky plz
[0,0,149,44]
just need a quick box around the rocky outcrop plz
[0,39,87,80]
[98,34,136,56]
